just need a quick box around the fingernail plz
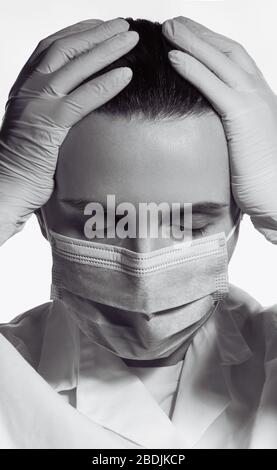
[163,19,175,37]
[173,16,187,24]
[115,17,129,28]
[86,18,103,23]
[168,50,183,63]
[113,31,139,44]
[122,67,133,81]
[122,30,139,42]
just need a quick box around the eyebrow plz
[61,198,229,214]
[191,202,229,213]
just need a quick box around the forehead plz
[55,111,230,205]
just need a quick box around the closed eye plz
[60,199,87,210]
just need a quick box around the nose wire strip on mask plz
[44,206,241,300]
[48,209,242,277]
[50,235,225,274]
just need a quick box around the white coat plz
[0,283,276,449]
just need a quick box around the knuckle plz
[37,39,44,49]
[49,39,76,61]
[37,38,51,53]
[37,38,47,48]
[49,41,66,58]
[52,38,64,50]
[52,99,73,127]
[91,79,110,96]
[102,18,128,35]
[100,23,115,37]
[104,31,129,48]
[81,18,103,27]
[174,16,186,23]
[232,40,245,53]
[43,82,62,97]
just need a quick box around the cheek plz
[43,194,84,237]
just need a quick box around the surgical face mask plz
[42,209,242,360]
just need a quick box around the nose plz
[121,234,176,253]
[110,206,187,252]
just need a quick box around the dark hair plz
[85,18,213,120]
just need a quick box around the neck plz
[121,334,194,368]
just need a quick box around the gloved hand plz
[163,16,277,244]
[0,18,139,246]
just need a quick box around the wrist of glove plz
[0,115,61,246]
[0,174,53,247]
[228,106,277,244]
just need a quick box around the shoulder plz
[0,302,52,368]
[224,283,277,359]
[223,282,277,321]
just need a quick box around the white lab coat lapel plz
[37,300,253,449]
[76,329,188,449]
[171,304,253,448]
[171,321,231,447]
[0,333,140,449]
[37,302,188,448]
[37,301,80,391]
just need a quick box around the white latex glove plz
[163,16,277,244]
[0,18,139,246]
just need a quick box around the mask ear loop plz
[40,207,51,242]
[39,206,62,299]
[226,209,243,242]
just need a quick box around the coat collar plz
[37,300,79,392]
[171,301,253,447]
[37,298,253,448]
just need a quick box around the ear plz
[34,208,49,240]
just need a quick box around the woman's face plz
[44,110,239,260]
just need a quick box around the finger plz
[61,67,133,126]
[8,19,104,97]
[48,31,139,94]
[173,16,262,75]
[37,18,130,73]
[168,50,235,114]
[29,19,104,64]
[163,19,250,88]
